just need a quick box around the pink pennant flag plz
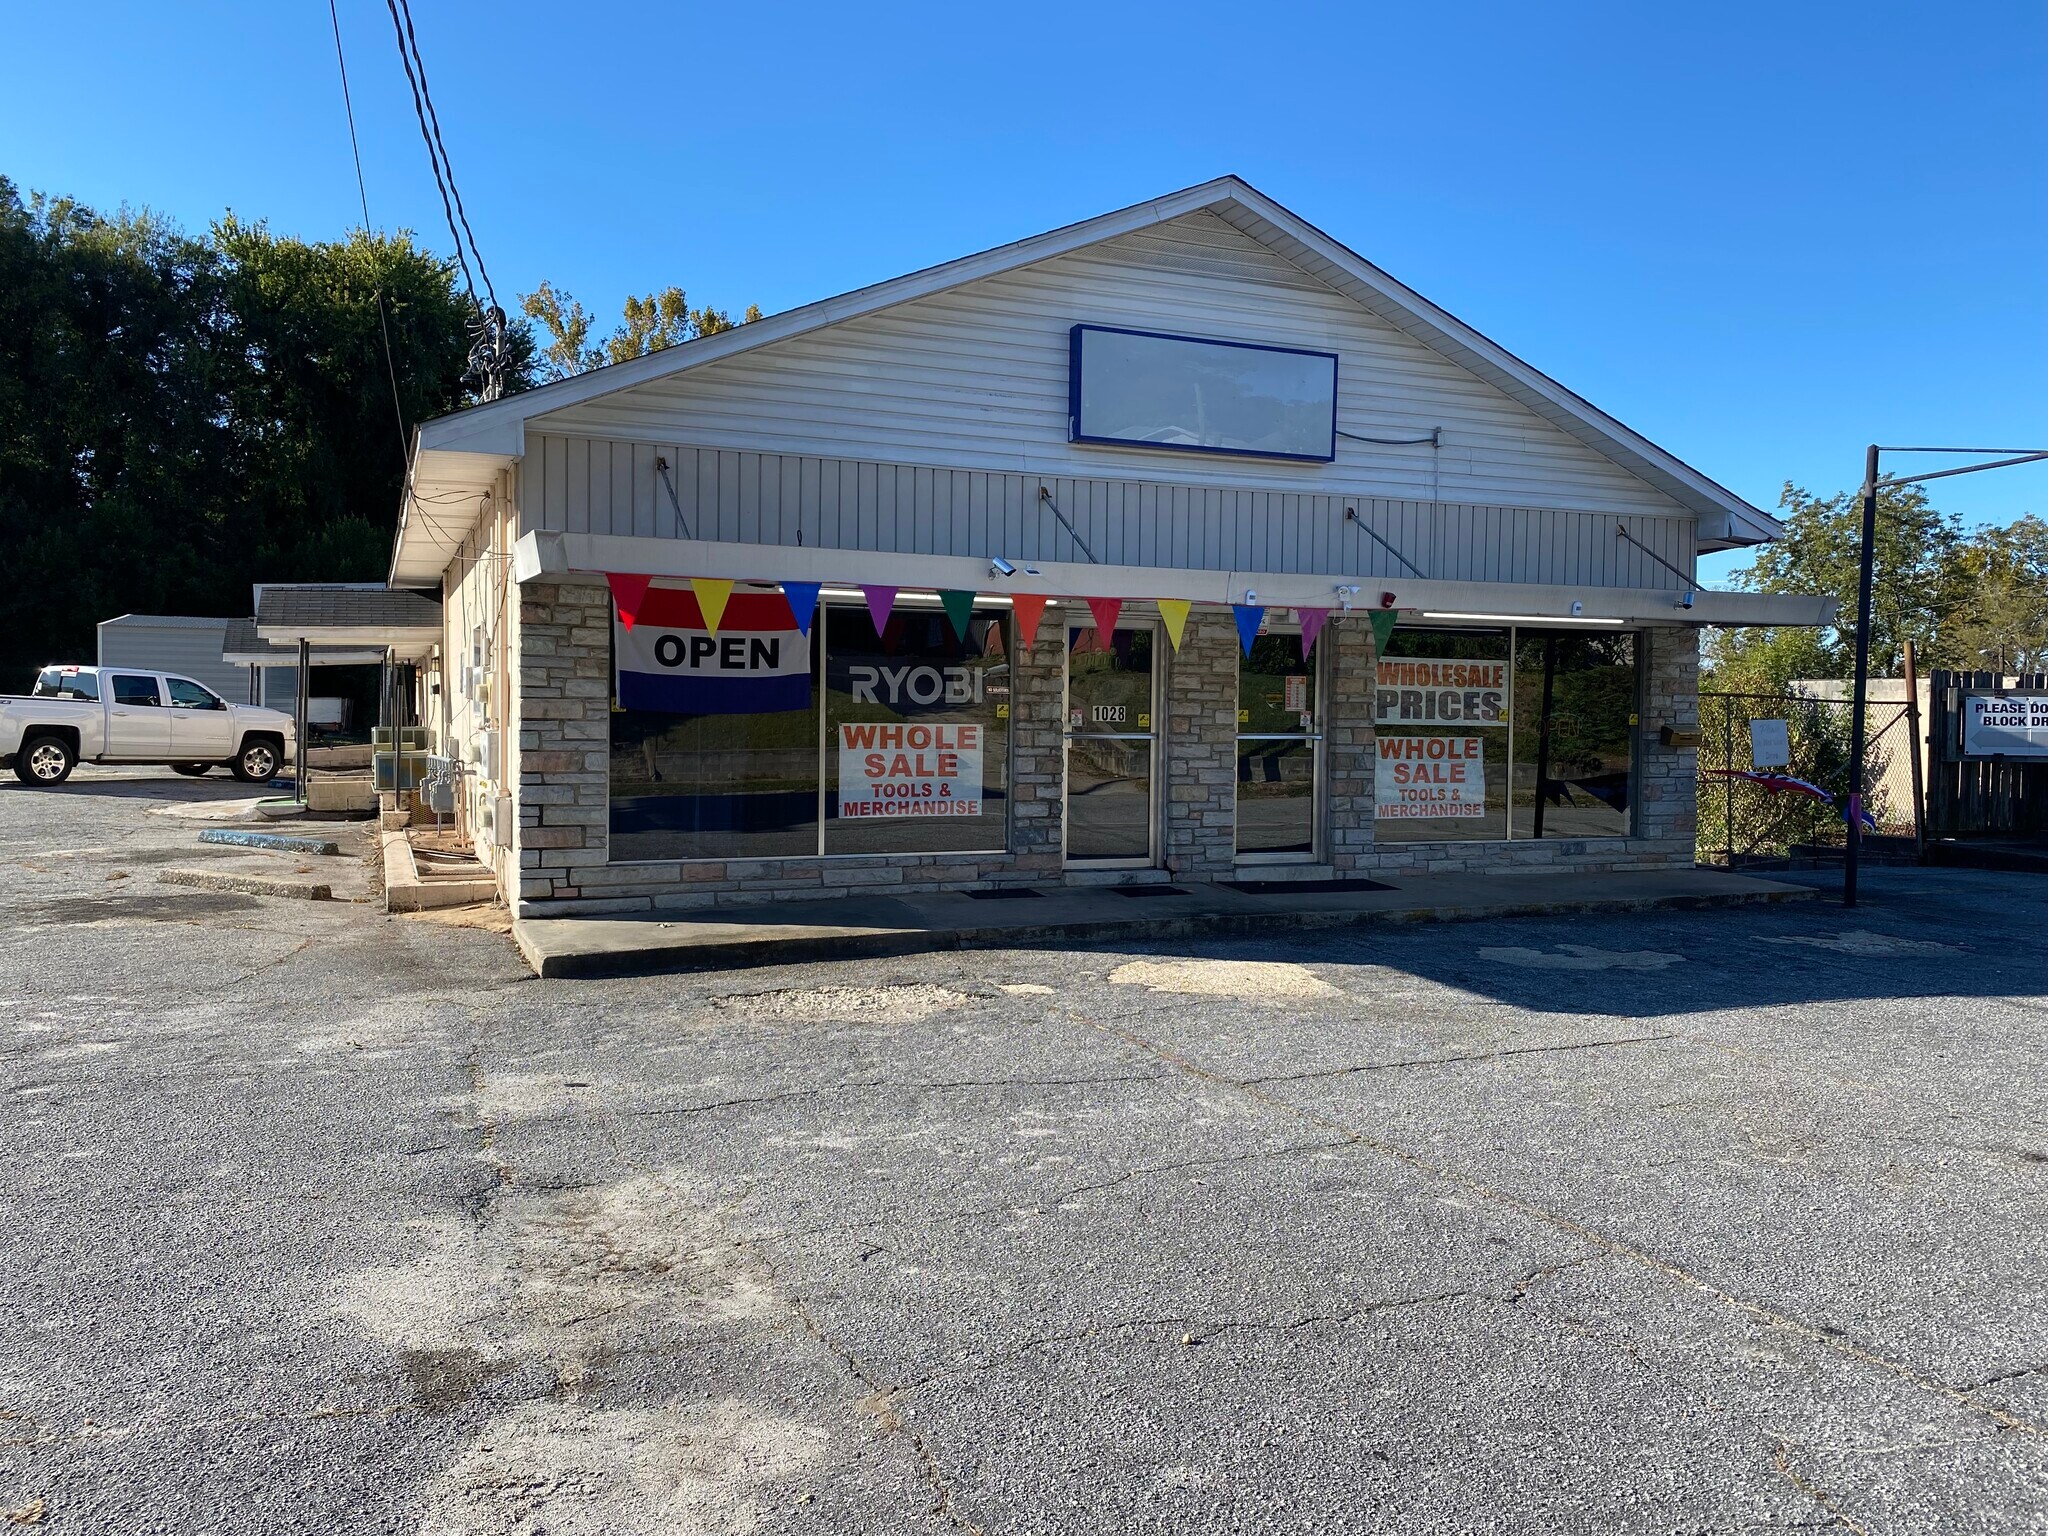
[606,572,652,630]
[1085,597,1122,644]
[1298,607,1331,656]
[861,584,898,633]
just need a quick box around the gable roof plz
[399,176,1778,583]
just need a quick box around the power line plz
[385,0,499,314]
[327,0,409,471]
[382,0,476,308]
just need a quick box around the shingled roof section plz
[254,586,441,632]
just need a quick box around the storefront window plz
[1373,628,1511,842]
[609,586,819,861]
[823,602,1010,854]
[1510,633,1638,838]
[1237,629,1318,856]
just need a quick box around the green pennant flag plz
[938,589,977,641]
[1368,608,1399,655]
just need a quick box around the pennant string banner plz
[1010,593,1048,650]
[1155,598,1191,652]
[1085,597,1122,645]
[937,589,977,641]
[1297,607,1331,657]
[779,581,821,638]
[1368,608,1399,655]
[690,577,734,634]
[861,585,898,634]
[606,572,653,630]
[1232,604,1265,657]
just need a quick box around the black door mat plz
[1221,877,1394,895]
[1108,885,1193,898]
[961,886,1046,900]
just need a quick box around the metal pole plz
[1844,444,1880,907]
[1531,635,1558,840]
[1723,696,1734,868]
[295,638,310,809]
[1901,638,1926,862]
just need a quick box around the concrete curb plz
[514,882,1816,980]
[382,829,499,913]
[198,829,342,856]
[160,868,333,901]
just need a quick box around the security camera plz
[1570,600,1584,616]
[989,557,1017,578]
[1680,589,1696,610]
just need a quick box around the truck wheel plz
[172,763,212,777]
[13,734,77,785]
[231,737,282,783]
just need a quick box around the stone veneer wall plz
[512,578,1067,917]
[506,581,1702,917]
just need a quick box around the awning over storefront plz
[511,530,1836,630]
[253,583,442,659]
[220,618,387,669]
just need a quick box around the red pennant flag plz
[1085,597,1122,644]
[1010,593,1048,650]
[607,572,653,630]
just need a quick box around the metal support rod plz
[1723,696,1734,868]
[1614,523,1696,589]
[1876,450,2048,486]
[653,456,696,541]
[1845,444,1881,907]
[1038,486,1099,564]
[1902,638,1926,862]
[1531,635,1558,840]
[295,638,311,809]
[1345,507,1428,578]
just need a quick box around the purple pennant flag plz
[780,581,821,638]
[861,585,898,634]
[1232,604,1264,657]
[1297,607,1331,656]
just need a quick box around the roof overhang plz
[394,176,1783,585]
[253,584,443,660]
[513,529,1834,629]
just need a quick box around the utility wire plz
[386,0,499,313]
[383,0,477,308]
[327,0,410,473]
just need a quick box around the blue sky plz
[7,0,2044,585]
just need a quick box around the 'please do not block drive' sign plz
[837,722,984,817]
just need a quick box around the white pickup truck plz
[1,665,295,786]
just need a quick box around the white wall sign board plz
[1962,694,2048,757]
[837,722,984,818]
[1374,659,1508,728]
[1376,734,1488,819]
[1749,718,1791,769]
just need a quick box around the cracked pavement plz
[3,769,2048,1533]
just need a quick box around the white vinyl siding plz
[532,211,1688,525]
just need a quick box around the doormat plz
[1109,885,1193,898]
[962,887,1046,900]
[1221,877,1393,895]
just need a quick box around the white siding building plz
[389,177,1829,915]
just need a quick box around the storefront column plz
[1635,626,1700,854]
[1163,609,1239,879]
[1324,614,1378,872]
[514,578,611,907]
[1006,623,1066,874]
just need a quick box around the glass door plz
[1065,623,1159,865]
[1236,630,1321,859]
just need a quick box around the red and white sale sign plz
[837,722,984,818]
[1375,734,1487,819]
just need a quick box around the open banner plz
[614,587,810,714]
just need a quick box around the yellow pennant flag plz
[691,577,734,633]
[1157,598,1191,651]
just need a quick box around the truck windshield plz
[32,668,98,701]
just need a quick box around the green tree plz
[1725,481,1971,678]
[520,282,761,379]
[1947,515,2048,674]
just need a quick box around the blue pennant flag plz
[1232,604,1264,657]
[780,581,821,637]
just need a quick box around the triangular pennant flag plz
[1156,598,1191,652]
[1368,608,1398,655]
[606,572,652,630]
[1085,597,1122,645]
[779,581,821,638]
[1010,593,1048,650]
[1298,607,1331,656]
[861,585,898,634]
[1233,604,1265,657]
[691,577,733,634]
[938,589,976,641]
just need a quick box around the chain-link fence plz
[1697,691,1913,866]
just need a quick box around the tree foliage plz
[0,175,530,683]
[1708,481,2048,687]
[521,282,760,382]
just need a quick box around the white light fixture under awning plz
[1421,611,1626,627]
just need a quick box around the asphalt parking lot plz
[3,767,2046,1534]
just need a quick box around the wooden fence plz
[1926,671,2048,838]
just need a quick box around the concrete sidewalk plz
[512,866,1815,978]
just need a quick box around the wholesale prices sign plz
[1376,734,1488,819]
[1374,658,1508,728]
[837,722,984,818]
